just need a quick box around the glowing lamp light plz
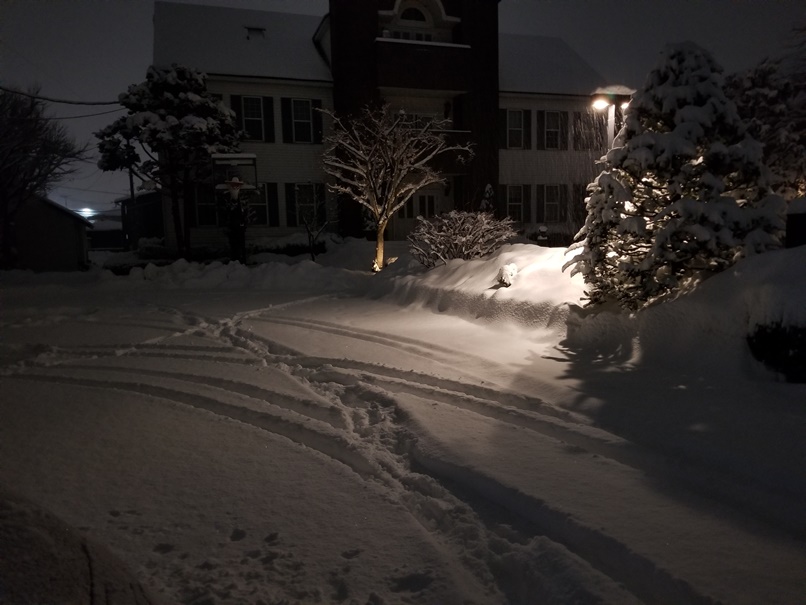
[78,207,96,218]
[592,98,611,111]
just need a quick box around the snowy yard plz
[1,239,805,604]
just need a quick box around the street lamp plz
[591,85,634,149]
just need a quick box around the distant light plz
[78,207,96,218]
[592,99,610,111]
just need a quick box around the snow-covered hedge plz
[408,211,516,269]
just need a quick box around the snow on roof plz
[38,196,94,228]
[153,1,332,82]
[499,34,608,96]
[153,3,607,96]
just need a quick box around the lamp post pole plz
[592,86,635,151]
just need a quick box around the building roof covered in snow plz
[499,34,607,96]
[153,2,606,95]
[153,2,332,82]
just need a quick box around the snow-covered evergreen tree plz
[566,42,786,309]
[95,64,241,257]
[725,59,806,201]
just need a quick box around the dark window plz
[248,184,270,225]
[195,183,219,227]
[545,111,561,149]
[508,110,524,149]
[288,183,325,227]
[536,110,567,151]
[506,185,523,222]
[573,111,607,151]
[292,99,313,143]
[418,194,436,218]
[399,198,415,219]
[242,96,264,140]
[295,183,316,225]
[536,184,569,223]
[545,185,561,222]
[281,98,322,144]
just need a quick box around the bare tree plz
[297,184,330,261]
[0,88,88,268]
[321,104,473,271]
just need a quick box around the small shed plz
[14,196,93,271]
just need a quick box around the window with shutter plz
[293,183,320,226]
[506,185,523,222]
[292,99,313,143]
[544,184,562,223]
[242,96,264,141]
[545,111,561,149]
[507,109,524,149]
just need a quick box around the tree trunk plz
[373,221,386,272]
[0,209,15,270]
[181,168,193,258]
[169,176,185,258]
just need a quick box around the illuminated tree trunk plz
[374,220,386,272]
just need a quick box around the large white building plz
[153,0,613,251]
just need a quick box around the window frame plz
[291,98,313,143]
[507,109,525,149]
[545,110,562,150]
[294,182,318,226]
[241,96,264,141]
[195,184,219,227]
[506,185,524,222]
[544,184,562,223]
[247,184,270,226]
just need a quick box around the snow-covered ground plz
[1,238,804,604]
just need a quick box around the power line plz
[0,84,120,106]
[3,107,126,120]
[57,185,130,196]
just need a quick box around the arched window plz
[400,7,426,22]
[389,2,433,41]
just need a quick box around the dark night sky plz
[1,0,803,213]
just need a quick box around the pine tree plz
[566,42,786,309]
[95,64,242,257]
[725,59,806,201]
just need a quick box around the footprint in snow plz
[230,528,246,541]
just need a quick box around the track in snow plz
[4,302,806,604]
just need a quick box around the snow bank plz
[373,244,586,334]
[4,238,804,378]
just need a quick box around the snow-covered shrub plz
[566,42,786,310]
[408,211,516,269]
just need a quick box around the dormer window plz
[244,26,265,40]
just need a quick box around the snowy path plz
[1,287,805,604]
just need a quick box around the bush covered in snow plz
[408,211,516,269]
[566,43,786,310]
